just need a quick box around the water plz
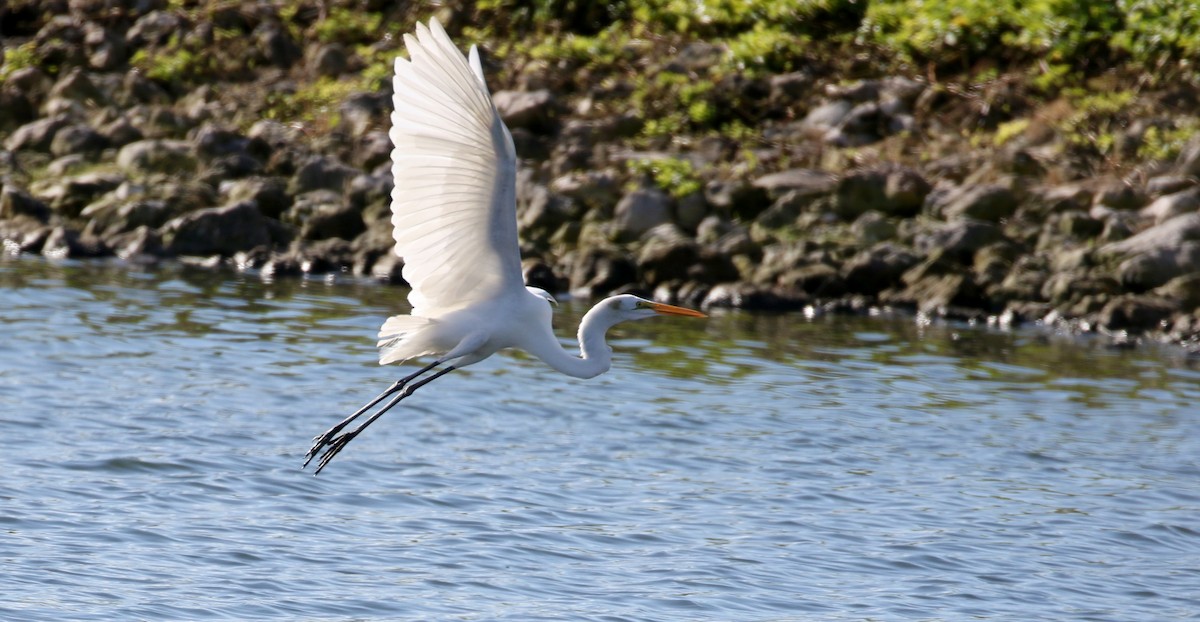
[1,257,1198,621]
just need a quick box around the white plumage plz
[305,18,705,474]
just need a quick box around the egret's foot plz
[313,432,358,474]
[303,426,343,468]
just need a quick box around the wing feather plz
[390,19,521,316]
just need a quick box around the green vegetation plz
[628,157,703,198]
[0,41,38,81]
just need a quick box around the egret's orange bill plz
[647,302,707,318]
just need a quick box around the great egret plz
[304,18,706,474]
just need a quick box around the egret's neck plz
[531,303,615,379]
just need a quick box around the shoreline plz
[3,2,1199,354]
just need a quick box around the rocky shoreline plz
[3,2,1199,353]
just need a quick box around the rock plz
[309,42,349,77]
[519,185,576,242]
[1,186,51,222]
[109,225,165,261]
[1098,295,1177,331]
[664,41,724,72]
[40,226,109,258]
[752,168,836,199]
[33,170,126,217]
[46,68,107,108]
[117,139,197,174]
[1041,271,1120,305]
[1114,242,1200,290]
[3,67,52,102]
[701,282,808,311]
[915,219,1004,259]
[778,262,844,296]
[705,179,770,220]
[842,243,919,295]
[1092,182,1145,210]
[935,183,1019,222]
[50,123,109,156]
[493,89,556,132]
[522,258,565,293]
[637,226,700,286]
[127,10,185,47]
[1057,210,1104,238]
[254,21,302,68]
[84,198,179,237]
[851,211,897,245]
[568,247,638,297]
[1140,186,1200,224]
[346,172,393,221]
[834,166,930,219]
[191,124,252,161]
[99,116,144,148]
[892,249,987,311]
[769,71,813,104]
[0,89,36,133]
[5,115,72,152]
[613,188,671,240]
[800,100,852,133]
[1145,175,1193,198]
[290,155,357,194]
[1174,133,1200,178]
[824,101,885,147]
[1153,273,1200,310]
[338,92,388,137]
[550,170,620,214]
[160,200,274,256]
[1100,213,1200,256]
[284,190,364,241]
[84,22,125,70]
[674,192,709,231]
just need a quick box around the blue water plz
[1,257,1198,620]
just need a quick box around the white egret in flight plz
[304,19,706,473]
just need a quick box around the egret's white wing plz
[389,18,522,317]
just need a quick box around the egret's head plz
[606,294,706,321]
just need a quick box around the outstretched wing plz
[389,18,522,317]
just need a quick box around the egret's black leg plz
[311,365,458,475]
[303,360,441,468]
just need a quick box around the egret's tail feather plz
[377,315,439,365]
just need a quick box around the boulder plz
[290,155,357,194]
[752,168,836,199]
[701,282,808,311]
[935,183,1019,222]
[1100,213,1200,257]
[159,201,274,256]
[613,188,671,240]
[1098,295,1177,331]
[49,123,109,157]
[493,89,556,132]
[284,190,364,241]
[914,219,1004,259]
[5,115,72,152]
[1140,186,1200,224]
[0,186,51,222]
[637,226,700,286]
[834,166,930,219]
[40,226,109,258]
[842,243,919,295]
[1114,242,1200,290]
[568,247,637,297]
[117,139,197,174]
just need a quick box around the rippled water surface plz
[2,257,1198,621]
